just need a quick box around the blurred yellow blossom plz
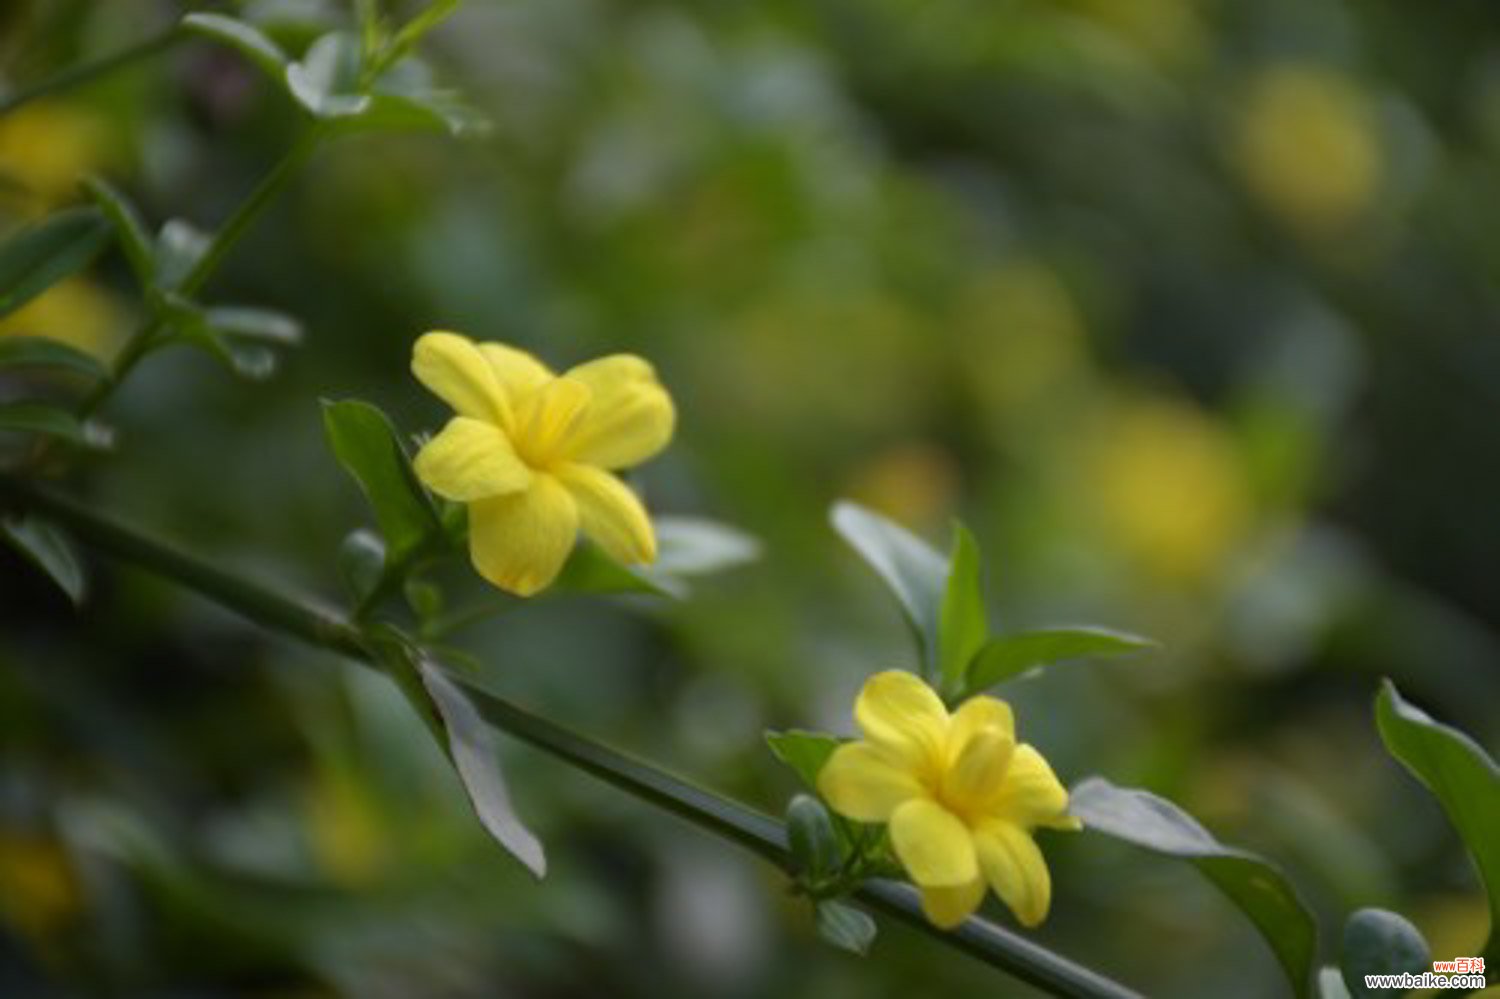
[411,332,675,596]
[0,101,107,208]
[1079,393,1253,583]
[306,770,386,886]
[0,277,122,357]
[846,441,959,530]
[0,830,80,944]
[819,671,1079,929]
[958,261,1088,424]
[1235,66,1382,235]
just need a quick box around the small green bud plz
[786,793,841,880]
[337,528,385,601]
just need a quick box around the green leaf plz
[1340,908,1429,998]
[286,32,369,118]
[816,900,877,956]
[1070,776,1318,998]
[938,522,988,697]
[204,306,303,345]
[552,541,673,597]
[181,13,291,79]
[0,207,111,318]
[965,626,1157,694]
[82,176,154,284]
[786,794,842,880]
[1376,680,1500,965]
[153,219,211,291]
[830,500,947,672]
[1,514,85,604]
[415,654,547,877]
[766,729,841,790]
[362,89,489,138]
[0,402,111,448]
[158,295,280,381]
[321,398,440,566]
[0,336,107,378]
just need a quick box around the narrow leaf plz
[322,399,438,566]
[1071,777,1318,998]
[181,13,290,78]
[1,514,86,604]
[205,306,303,345]
[1376,680,1500,965]
[0,336,107,378]
[0,208,111,318]
[416,655,547,877]
[1340,908,1429,998]
[0,402,90,446]
[816,900,877,956]
[966,627,1157,694]
[938,522,988,696]
[82,176,155,283]
[650,515,762,577]
[766,730,841,790]
[830,500,947,671]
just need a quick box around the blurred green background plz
[2,0,1498,995]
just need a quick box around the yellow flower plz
[818,671,1079,929]
[410,331,675,596]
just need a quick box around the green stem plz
[0,26,185,118]
[0,477,363,658]
[71,127,325,425]
[0,478,1140,999]
[179,126,326,297]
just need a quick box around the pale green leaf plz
[1376,680,1500,966]
[938,522,988,697]
[1071,777,1317,998]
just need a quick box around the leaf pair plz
[84,178,304,383]
[831,500,1154,700]
[184,9,486,138]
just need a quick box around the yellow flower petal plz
[468,475,578,596]
[919,876,986,929]
[479,342,554,416]
[974,822,1051,927]
[413,417,532,501]
[553,463,656,564]
[889,798,978,888]
[946,695,1015,763]
[818,742,925,823]
[941,726,1016,816]
[854,670,948,772]
[412,331,508,427]
[559,354,675,469]
[516,376,591,466]
[993,745,1072,828]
